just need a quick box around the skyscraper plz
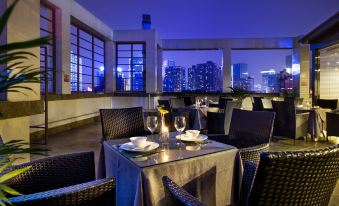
[163,60,186,92]
[70,51,83,91]
[261,69,278,93]
[187,61,222,92]
[131,58,144,91]
[232,63,254,90]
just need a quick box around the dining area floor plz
[30,121,339,205]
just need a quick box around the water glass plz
[174,116,186,147]
[147,116,158,141]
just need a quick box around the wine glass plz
[147,116,158,141]
[174,116,186,147]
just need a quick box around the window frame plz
[70,23,105,93]
[40,2,56,94]
[115,42,146,92]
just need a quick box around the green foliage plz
[0,0,49,204]
[282,89,299,98]
[228,86,249,102]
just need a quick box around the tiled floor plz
[31,121,339,205]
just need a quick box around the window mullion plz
[77,27,80,92]
[92,35,95,92]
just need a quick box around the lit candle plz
[162,127,169,139]
[163,152,169,161]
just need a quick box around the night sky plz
[75,0,338,39]
[75,0,338,84]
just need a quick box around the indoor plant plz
[228,86,249,103]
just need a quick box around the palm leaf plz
[0,191,11,206]
[0,140,47,156]
[0,184,21,196]
[0,0,18,35]
[0,51,37,65]
[0,166,31,183]
[0,159,15,174]
[0,37,49,54]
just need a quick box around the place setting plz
[176,130,209,143]
[117,136,160,159]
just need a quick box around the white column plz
[105,40,114,93]
[222,48,232,92]
[157,47,163,92]
[299,45,311,101]
[146,39,157,93]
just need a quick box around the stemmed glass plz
[147,116,158,141]
[174,116,186,147]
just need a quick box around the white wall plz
[30,97,111,132]
[299,45,311,102]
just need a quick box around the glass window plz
[40,4,55,93]
[116,43,146,92]
[162,50,223,92]
[231,49,298,93]
[70,24,105,93]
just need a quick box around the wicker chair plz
[208,109,275,163]
[316,98,338,110]
[6,152,116,205]
[271,100,309,145]
[100,107,149,140]
[207,101,242,135]
[239,145,339,206]
[162,176,206,206]
[183,96,194,106]
[326,111,339,140]
[238,143,269,163]
[252,97,264,111]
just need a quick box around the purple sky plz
[75,0,338,86]
[163,50,223,68]
[75,0,338,39]
[231,49,292,85]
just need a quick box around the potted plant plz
[0,0,48,204]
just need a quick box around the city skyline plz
[232,53,297,93]
[163,60,222,92]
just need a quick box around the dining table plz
[100,132,242,206]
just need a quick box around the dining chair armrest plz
[6,152,95,195]
[239,160,257,205]
[9,177,116,206]
[239,143,269,163]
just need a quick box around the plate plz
[120,141,159,153]
[175,134,208,142]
